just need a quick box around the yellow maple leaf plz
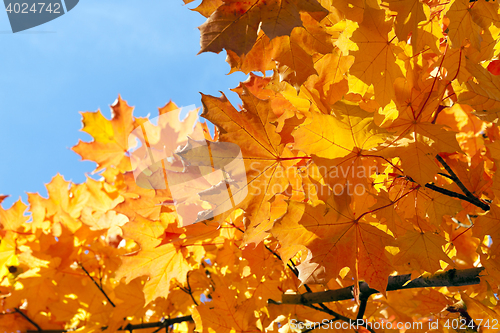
[114,216,191,304]
[73,96,134,172]
[348,5,404,107]
[292,100,388,159]
[272,195,395,295]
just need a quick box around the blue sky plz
[0,0,248,208]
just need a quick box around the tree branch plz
[79,262,116,308]
[424,183,475,202]
[435,155,490,211]
[185,272,199,306]
[121,316,193,331]
[446,303,478,331]
[15,308,42,332]
[356,297,368,320]
[257,231,345,327]
[26,316,194,333]
[280,267,484,305]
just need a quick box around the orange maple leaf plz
[73,96,134,172]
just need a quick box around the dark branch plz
[356,297,368,320]
[185,272,199,306]
[121,316,193,331]
[26,316,194,333]
[260,236,341,325]
[436,155,474,198]
[424,183,471,201]
[424,183,489,211]
[280,267,484,305]
[15,308,42,332]
[446,304,478,331]
[79,262,116,307]
[435,155,490,211]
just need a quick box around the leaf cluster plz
[2,0,500,332]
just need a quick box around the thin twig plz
[446,305,478,331]
[437,172,454,181]
[424,183,470,201]
[15,308,42,332]
[263,243,299,274]
[231,222,341,325]
[78,262,116,307]
[424,183,489,211]
[122,316,194,331]
[201,261,216,291]
[186,272,199,306]
[435,155,474,197]
[286,258,340,324]
[26,316,194,333]
[435,155,489,211]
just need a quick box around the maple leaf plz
[107,278,146,331]
[303,49,354,107]
[198,1,261,56]
[198,0,327,56]
[6,1,500,331]
[273,195,395,295]
[274,35,317,89]
[114,216,192,304]
[348,5,404,107]
[461,293,500,333]
[445,0,500,50]
[488,59,500,75]
[0,195,8,205]
[260,0,328,39]
[27,174,89,233]
[393,229,453,273]
[194,283,258,333]
[5,254,62,316]
[0,199,28,233]
[114,172,172,221]
[226,31,278,74]
[473,204,500,254]
[457,59,500,121]
[192,0,223,18]
[385,0,426,53]
[292,101,388,159]
[200,86,300,244]
[73,96,134,172]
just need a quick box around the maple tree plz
[2,0,500,332]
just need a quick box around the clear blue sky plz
[0,0,247,208]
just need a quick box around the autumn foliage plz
[2,0,500,332]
